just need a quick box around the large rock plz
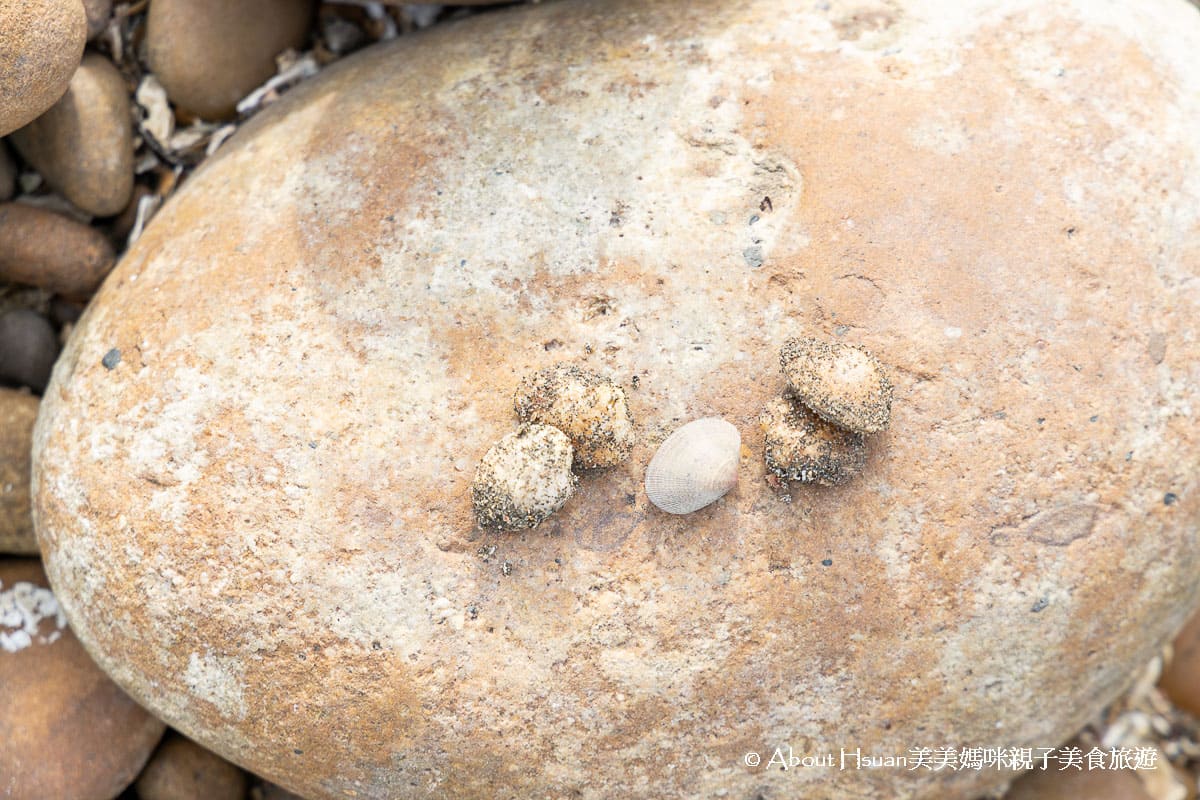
[32,1,1200,798]
[0,0,86,136]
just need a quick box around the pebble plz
[10,52,134,216]
[135,732,248,800]
[0,143,15,201]
[1002,764,1151,800]
[0,309,60,392]
[82,0,112,40]
[0,558,166,799]
[147,0,315,120]
[1159,608,1200,716]
[0,389,39,555]
[0,203,116,296]
[0,0,86,136]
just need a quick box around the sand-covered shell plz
[644,418,740,514]
[780,337,892,434]
[514,362,635,468]
[472,424,577,530]
[760,394,866,486]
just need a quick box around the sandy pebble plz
[147,0,315,120]
[0,203,116,296]
[0,309,59,392]
[10,52,134,216]
[0,389,39,555]
[0,0,86,136]
[135,732,247,800]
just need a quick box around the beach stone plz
[146,0,315,120]
[1003,766,1152,800]
[0,559,165,799]
[31,1,1200,799]
[9,53,134,217]
[0,203,116,296]
[135,731,247,800]
[1159,606,1200,715]
[0,309,59,392]
[0,390,39,555]
[0,0,86,137]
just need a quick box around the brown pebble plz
[0,143,16,202]
[0,0,86,136]
[1160,608,1200,716]
[1002,763,1151,800]
[760,393,865,485]
[514,362,636,468]
[0,309,60,392]
[82,0,112,39]
[147,0,315,120]
[0,558,166,799]
[135,731,247,800]
[0,203,116,295]
[10,52,134,216]
[0,389,39,555]
[780,336,893,434]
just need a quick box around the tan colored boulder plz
[0,559,165,799]
[10,53,134,217]
[135,731,247,800]
[0,203,116,295]
[31,1,1200,799]
[0,390,39,554]
[146,0,315,120]
[0,0,86,137]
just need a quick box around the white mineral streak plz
[0,580,67,653]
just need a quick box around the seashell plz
[760,394,865,486]
[514,362,636,468]
[779,337,892,434]
[472,424,577,530]
[644,417,740,514]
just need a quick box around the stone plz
[0,0,86,137]
[82,0,112,40]
[135,731,247,800]
[0,143,16,202]
[0,309,59,392]
[0,559,165,799]
[1159,607,1200,715]
[10,53,134,217]
[1002,766,1152,800]
[30,1,1200,799]
[0,203,116,296]
[0,390,39,555]
[146,0,315,120]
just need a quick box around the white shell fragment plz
[644,417,741,514]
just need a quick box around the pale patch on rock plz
[185,650,247,721]
[0,580,66,652]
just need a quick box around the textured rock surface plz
[0,559,165,799]
[10,53,135,217]
[0,390,39,554]
[135,731,247,800]
[32,1,1200,798]
[146,0,315,120]
[0,0,86,136]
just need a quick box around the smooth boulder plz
[32,1,1200,798]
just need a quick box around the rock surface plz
[146,0,315,120]
[31,1,1200,799]
[0,559,165,799]
[10,53,134,217]
[0,203,116,295]
[0,0,86,137]
[0,390,39,554]
[135,731,247,800]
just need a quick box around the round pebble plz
[514,362,636,468]
[147,0,315,120]
[0,389,39,555]
[0,309,60,392]
[0,558,166,799]
[0,0,86,136]
[10,52,134,216]
[472,424,577,530]
[760,394,866,485]
[135,732,247,800]
[0,203,116,296]
[780,337,893,435]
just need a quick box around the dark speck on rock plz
[743,246,763,268]
[821,558,832,567]
[101,348,121,370]
[1165,492,1178,506]
[1031,598,1048,613]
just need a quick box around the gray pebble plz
[0,309,59,392]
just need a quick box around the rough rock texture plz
[31,1,1200,799]
[135,731,247,800]
[0,559,165,799]
[146,0,315,120]
[10,53,135,217]
[0,390,40,554]
[515,362,636,468]
[0,203,116,295]
[0,0,86,137]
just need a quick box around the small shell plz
[472,424,578,530]
[780,337,892,434]
[514,362,636,468]
[760,394,865,486]
[644,417,740,514]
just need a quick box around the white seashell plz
[644,418,740,514]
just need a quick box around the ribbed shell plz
[644,418,740,514]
